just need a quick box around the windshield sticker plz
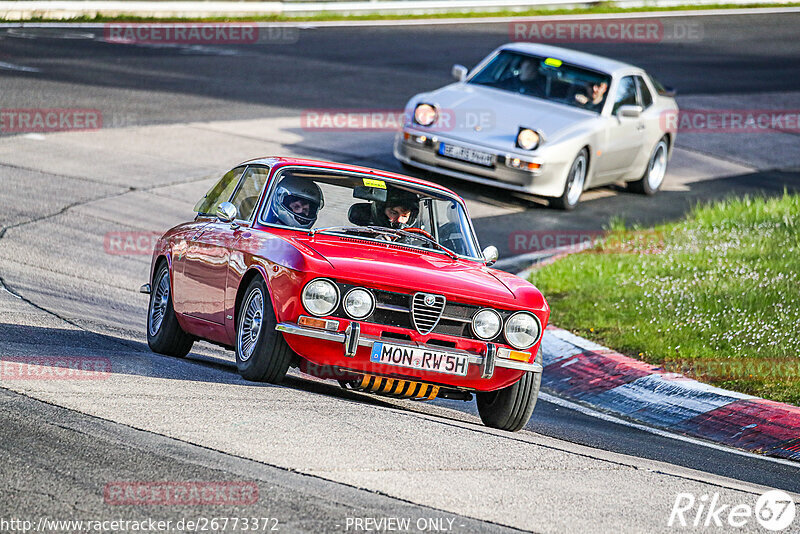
[363,178,386,189]
[544,57,563,68]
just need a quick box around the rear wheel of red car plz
[476,351,542,432]
[147,262,194,358]
[235,276,293,384]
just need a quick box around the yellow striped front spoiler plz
[353,374,440,401]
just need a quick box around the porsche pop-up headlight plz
[302,278,340,317]
[343,288,375,319]
[472,308,502,340]
[504,311,541,349]
[413,103,437,127]
[516,128,541,150]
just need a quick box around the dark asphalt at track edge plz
[0,386,530,533]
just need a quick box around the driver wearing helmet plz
[265,175,324,229]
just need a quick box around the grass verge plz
[4,3,800,23]
[529,193,800,405]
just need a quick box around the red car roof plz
[240,156,460,198]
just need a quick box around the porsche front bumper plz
[394,129,570,198]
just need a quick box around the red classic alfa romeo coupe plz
[143,157,549,431]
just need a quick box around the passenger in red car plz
[354,188,419,229]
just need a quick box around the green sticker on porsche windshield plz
[544,58,562,68]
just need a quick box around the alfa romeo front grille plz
[330,284,503,343]
[411,293,446,335]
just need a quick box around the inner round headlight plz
[414,103,437,127]
[472,309,502,340]
[504,311,541,349]
[302,278,340,317]
[343,288,375,319]
[516,128,540,150]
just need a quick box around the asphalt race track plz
[2,10,800,532]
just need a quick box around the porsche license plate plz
[438,143,493,167]
[370,342,469,376]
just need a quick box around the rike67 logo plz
[669,490,796,530]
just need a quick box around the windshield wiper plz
[369,226,458,260]
[309,225,459,260]
[308,225,392,237]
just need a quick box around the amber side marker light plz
[498,348,532,362]
[298,315,339,330]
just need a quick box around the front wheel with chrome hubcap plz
[235,276,294,383]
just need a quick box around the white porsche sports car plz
[394,43,678,210]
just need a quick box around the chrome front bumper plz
[394,129,570,198]
[275,322,543,379]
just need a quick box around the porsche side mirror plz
[452,64,468,82]
[216,201,238,223]
[482,245,499,266]
[617,105,643,119]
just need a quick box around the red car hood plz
[300,236,516,303]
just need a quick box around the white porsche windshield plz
[258,168,483,260]
[468,50,612,113]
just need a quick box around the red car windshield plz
[258,167,483,260]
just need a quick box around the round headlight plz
[343,288,375,319]
[414,103,437,127]
[302,278,339,317]
[504,311,541,349]
[472,309,502,340]
[516,128,540,150]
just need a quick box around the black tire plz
[147,262,194,358]
[628,137,669,195]
[476,350,542,432]
[235,276,294,383]
[550,149,588,211]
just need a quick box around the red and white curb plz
[540,326,800,462]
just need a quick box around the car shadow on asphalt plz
[0,322,425,409]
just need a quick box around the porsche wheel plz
[235,276,294,383]
[551,149,588,211]
[147,262,194,357]
[628,137,669,195]
[476,350,542,432]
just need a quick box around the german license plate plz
[438,143,493,167]
[370,342,469,376]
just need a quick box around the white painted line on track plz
[539,391,800,469]
[0,6,799,28]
